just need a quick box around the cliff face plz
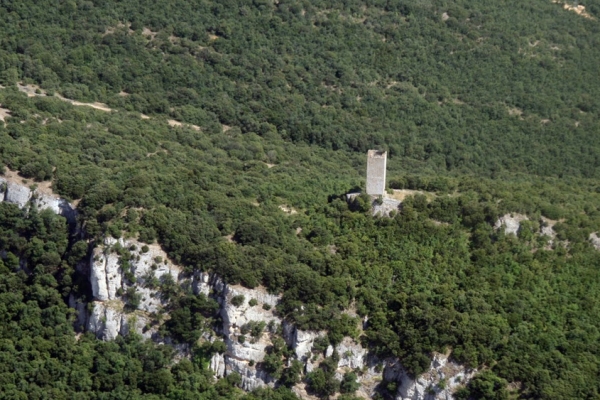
[0,175,476,399]
[83,237,476,398]
[85,237,183,341]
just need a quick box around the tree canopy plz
[1,0,600,398]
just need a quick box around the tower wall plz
[366,150,387,195]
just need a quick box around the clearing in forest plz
[386,189,435,202]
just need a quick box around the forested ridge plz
[1,0,600,398]
[3,0,600,177]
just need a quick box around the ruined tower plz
[366,150,387,195]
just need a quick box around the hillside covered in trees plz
[1,0,600,399]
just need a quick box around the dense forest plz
[2,0,600,177]
[0,201,301,399]
[1,0,600,398]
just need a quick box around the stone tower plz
[366,150,387,195]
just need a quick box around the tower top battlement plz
[366,150,387,195]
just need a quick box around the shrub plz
[231,294,245,307]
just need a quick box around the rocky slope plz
[1,173,477,399]
[85,236,184,341]
[82,235,476,398]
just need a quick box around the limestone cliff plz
[86,237,183,341]
[82,237,476,398]
[0,174,476,399]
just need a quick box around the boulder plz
[5,182,32,208]
[590,232,600,250]
[210,353,226,378]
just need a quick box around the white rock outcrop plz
[85,238,284,391]
[82,236,476,398]
[0,177,76,222]
[395,353,476,400]
[227,357,277,391]
[218,284,281,390]
[494,213,528,235]
[336,337,367,369]
[4,182,32,207]
[283,322,325,361]
[590,232,600,250]
[87,300,152,341]
[210,352,226,378]
[87,237,183,340]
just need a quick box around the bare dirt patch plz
[224,234,236,244]
[278,205,298,215]
[59,95,113,112]
[146,149,168,158]
[168,119,201,131]
[142,27,158,40]
[16,83,114,112]
[387,189,435,202]
[103,22,134,36]
[508,107,523,116]
[430,220,450,226]
[1,166,55,197]
[0,106,11,125]
[552,0,595,19]
[17,83,41,97]
[292,383,320,400]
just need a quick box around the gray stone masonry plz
[366,150,387,195]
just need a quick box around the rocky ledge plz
[81,236,476,399]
